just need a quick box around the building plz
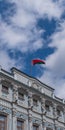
[0,66,65,130]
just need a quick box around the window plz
[18,93,24,100]
[45,104,50,111]
[33,124,39,130]
[33,99,38,106]
[2,85,8,94]
[57,109,60,116]
[17,120,24,130]
[0,115,7,130]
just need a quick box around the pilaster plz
[28,91,33,130]
[12,108,17,130]
[41,98,46,114]
[53,104,57,118]
[41,98,46,130]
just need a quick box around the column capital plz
[28,114,32,122]
[12,108,17,117]
[28,91,33,109]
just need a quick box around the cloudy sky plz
[0,0,65,98]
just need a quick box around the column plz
[25,119,28,130]
[7,114,12,130]
[28,91,33,130]
[12,108,17,130]
[41,98,46,130]
[41,98,46,114]
[43,122,46,130]
[53,104,57,130]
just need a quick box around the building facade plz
[0,66,65,130]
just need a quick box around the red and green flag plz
[32,59,45,65]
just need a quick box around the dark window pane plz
[17,120,24,130]
[18,93,24,100]
[2,85,8,93]
[33,99,38,106]
[33,125,38,130]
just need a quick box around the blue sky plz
[0,0,65,98]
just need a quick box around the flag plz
[32,59,45,65]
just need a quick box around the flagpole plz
[30,60,32,76]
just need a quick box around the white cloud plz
[0,0,64,53]
[0,49,25,71]
[39,21,65,98]
[0,18,43,52]
[0,0,65,99]
[0,50,16,70]
[10,0,64,20]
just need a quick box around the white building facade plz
[0,67,65,130]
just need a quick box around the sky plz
[0,0,65,98]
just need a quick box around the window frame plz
[17,119,24,130]
[33,124,39,130]
[57,109,61,116]
[18,92,24,101]
[45,104,50,111]
[0,114,7,130]
[33,99,38,107]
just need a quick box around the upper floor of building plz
[0,66,65,124]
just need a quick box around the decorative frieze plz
[32,117,42,125]
[0,105,11,114]
[16,111,28,120]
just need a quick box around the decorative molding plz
[32,117,42,124]
[16,112,28,120]
[0,105,11,114]
[12,108,17,117]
